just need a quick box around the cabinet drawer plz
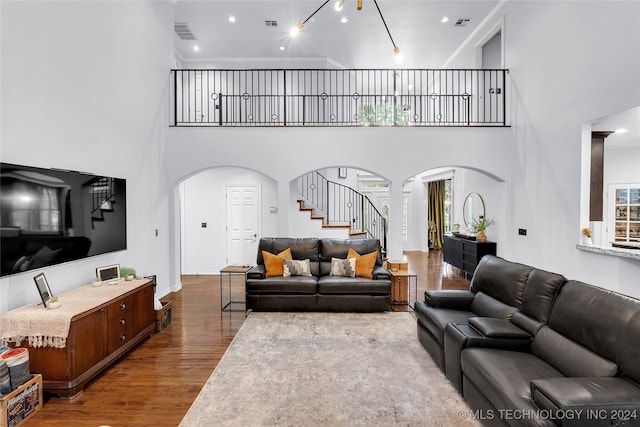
[461,241,478,255]
[107,293,138,354]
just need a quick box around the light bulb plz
[289,24,303,38]
[394,47,404,65]
[334,0,345,11]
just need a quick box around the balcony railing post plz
[283,71,287,126]
[172,70,177,126]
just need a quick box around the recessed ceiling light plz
[441,16,450,23]
[616,128,629,134]
[193,45,200,52]
[279,46,286,51]
[340,16,348,24]
[228,16,236,23]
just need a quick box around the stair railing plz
[297,171,387,252]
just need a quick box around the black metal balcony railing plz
[297,171,387,251]
[170,69,508,127]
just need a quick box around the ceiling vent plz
[454,18,471,27]
[265,20,278,27]
[174,22,196,40]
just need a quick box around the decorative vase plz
[476,230,487,243]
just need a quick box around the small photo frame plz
[338,167,347,179]
[96,264,120,282]
[33,273,53,308]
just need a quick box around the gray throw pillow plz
[330,257,356,277]
[283,259,313,277]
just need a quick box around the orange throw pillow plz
[347,248,378,279]
[262,248,292,277]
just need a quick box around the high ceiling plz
[174,0,500,68]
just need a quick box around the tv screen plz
[0,162,127,277]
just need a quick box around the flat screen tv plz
[0,162,127,277]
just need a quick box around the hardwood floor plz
[22,249,468,427]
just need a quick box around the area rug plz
[180,312,480,426]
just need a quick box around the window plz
[610,185,640,244]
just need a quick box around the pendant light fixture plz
[289,0,404,64]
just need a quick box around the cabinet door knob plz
[120,334,126,342]
[120,302,126,310]
[120,319,126,326]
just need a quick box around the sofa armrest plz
[469,317,531,339]
[425,290,474,310]
[531,377,640,426]
[373,266,391,280]
[247,265,266,280]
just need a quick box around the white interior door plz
[226,186,260,265]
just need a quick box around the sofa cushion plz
[470,255,530,308]
[414,302,476,346]
[283,259,312,277]
[317,276,390,295]
[547,280,640,369]
[245,276,317,294]
[347,248,377,278]
[520,269,565,324]
[531,377,640,414]
[531,326,617,378]
[618,310,640,384]
[256,238,320,264]
[461,348,563,417]
[469,292,519,319]
[320,238,383,266]
[262,248,292,277]
[329,257,356,277]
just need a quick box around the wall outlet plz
[518,228,527,236]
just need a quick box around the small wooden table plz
[219,265,252,312]
[389,269,418,309]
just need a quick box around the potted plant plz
[471,217,495,242]
[48,295,61,309]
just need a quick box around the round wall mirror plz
[463,192,486,230]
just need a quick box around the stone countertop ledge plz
[576,243,640,261]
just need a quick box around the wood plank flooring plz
[22,250,468,427]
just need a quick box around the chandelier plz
[289,0,405,64]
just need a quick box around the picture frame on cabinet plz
[33,273,53,308]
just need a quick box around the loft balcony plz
[170,68,509,127]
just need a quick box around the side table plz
[219,265,252,312]
[389,269,418,309]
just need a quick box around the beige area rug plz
[180,312,480,427]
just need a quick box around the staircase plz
[90,177,116,228]
[297,171,387,252]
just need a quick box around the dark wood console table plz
[443,234,497,275]
[0,278,156,399]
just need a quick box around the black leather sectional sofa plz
[415,255,640,427]
[246,237,391,311]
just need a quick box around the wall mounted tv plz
[0,162,127,277]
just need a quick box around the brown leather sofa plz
[415,255,640,427]
[246,237,391,311]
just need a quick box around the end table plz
[219,265,252,312]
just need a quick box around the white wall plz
[0,1,175,313]
[180,167,278,273]
[445,1,640,296]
